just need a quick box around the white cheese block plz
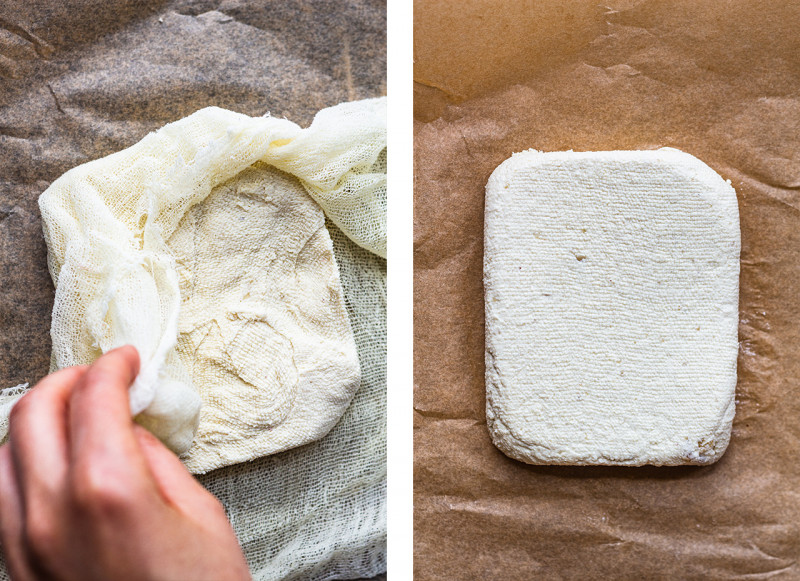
[484,148,740,466]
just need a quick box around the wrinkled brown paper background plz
[0,0,385,579]
[414,1,800,578]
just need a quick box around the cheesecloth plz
[0,97,386,579]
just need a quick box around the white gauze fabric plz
[0,97,386,475]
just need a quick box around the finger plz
[69,346,149,482]
[132,426,226,520]
[0,445,35,581]
[7,366,87,512]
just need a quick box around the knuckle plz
[71,466,136,516]
[24,510,58,561]
[207,494,225,513]
[8,393,33,425]
[133,425,158,446]
[76,364,107,394]
[205,496,229,520]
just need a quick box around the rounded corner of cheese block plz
[486,150,547,192]
[485,407,538,465]
[485,158,514,199]
[683,420,735,467]
[655,147,737,196]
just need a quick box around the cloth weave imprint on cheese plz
[484,148,740,466]
[0,97,386,474]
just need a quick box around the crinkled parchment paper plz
[414,1,800,578]
[0,1,386,579]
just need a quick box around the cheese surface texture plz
[166,165,359,473]
[484,148,740,466]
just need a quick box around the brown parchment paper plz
[414,1,800,579]
[0,1,385,579]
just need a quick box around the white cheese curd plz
[484,148,740,466]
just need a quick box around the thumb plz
[132,426,229,522]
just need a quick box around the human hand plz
[0,346,251,581]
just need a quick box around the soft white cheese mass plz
[484,148,740,466]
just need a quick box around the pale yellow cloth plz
[0,98,386,475]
